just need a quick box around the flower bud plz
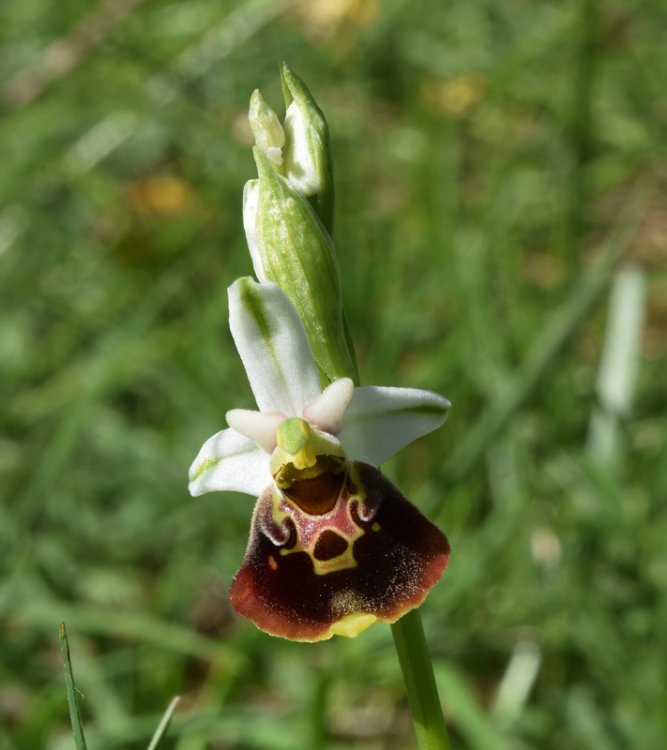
[248,89,285,166]
[244,147,357,384]
[280,61,334,233]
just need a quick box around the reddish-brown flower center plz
[274,454,346,515]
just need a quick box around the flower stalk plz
[392,610,451,750]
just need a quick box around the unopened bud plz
[280,61,334,232]
[248,89,285,166]
[244,147,356,383]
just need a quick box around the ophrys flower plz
[189,277,451,641]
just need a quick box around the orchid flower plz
[189,277,451,642]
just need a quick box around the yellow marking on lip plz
[274,493,365,576]
[329,613,377,639]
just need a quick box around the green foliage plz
[1,0,665,748]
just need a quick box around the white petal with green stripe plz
[188,428,270,497]
[338,386,451,466]
[228,278,321,416]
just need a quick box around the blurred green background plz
[1,0,666,748]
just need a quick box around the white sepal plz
[188,428,271,497]
[338,386,451,466]
[228,278,322,416]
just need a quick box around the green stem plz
[391,609,451,750]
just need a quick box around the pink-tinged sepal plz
[230,462,450,642]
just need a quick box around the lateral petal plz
[228,278,322,416]
[226,409,285,454]
[302,377,354,435]
[338,386,451,466]
[188,428,271,498]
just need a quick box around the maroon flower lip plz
[230,462,450,642]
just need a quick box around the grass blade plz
[587,266,645,467]
[59,622,89,750]
[146,696,181,750]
